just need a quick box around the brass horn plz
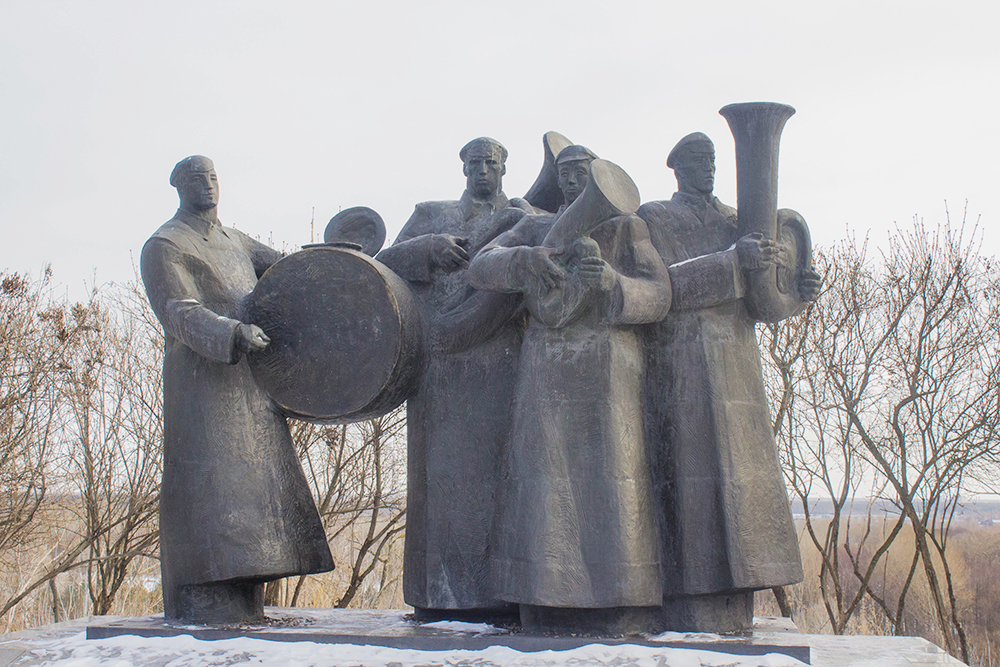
[541,159,640,249]
[524,131,574,213]
[720,102,812,322]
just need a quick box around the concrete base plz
[411,603,518,624]
[0,609,970,666]
[170,580,265,625]
[83,608,810,661]
[520,604,662,635]
[661,591,755,633]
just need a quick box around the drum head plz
[323,206,387,257]
[244,246,422,423]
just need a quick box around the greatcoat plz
[637,192,803,598]
[376,190,530,610]
[468,211,671,608]
[141,209,333,618]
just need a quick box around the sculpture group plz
[142,103,822,634]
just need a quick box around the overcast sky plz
[2,1,997,299]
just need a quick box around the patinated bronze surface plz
[375,138,532,620]
[141,156,333,624]
[469,147,671,633]
[142,109,819,635]
[637,124,819,633]
[244,245,422,424]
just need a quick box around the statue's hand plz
[236,323,270,354]
[737,232,787,271]
[517,246,565,291]
[430,234,470,272]
[577,256,616,292]
[798,267,823,302]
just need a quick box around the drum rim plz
[247,245,411,421]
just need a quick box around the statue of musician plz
[468,145,671,633]
[141,156,333,624]
[637,133,821,632]
[375,137,531,622]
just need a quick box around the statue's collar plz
[671,191,714,212]
[175,208,222,239]
[459,190,509,221]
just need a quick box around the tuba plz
[719,102,813,322]
[541,159,640,248]
[524,159,641,328]
[524,131,575,213]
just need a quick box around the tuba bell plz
[541,158,640,249]
[720,102,813,322]
[524,131,575,213]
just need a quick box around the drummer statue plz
[141,156,333,624]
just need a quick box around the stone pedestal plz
[0,609,970,666]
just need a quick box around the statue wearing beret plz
[141,156,333,624]
[637,134,817,632]
[468,146,671,632]
[375,138,532,620]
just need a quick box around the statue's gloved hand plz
[516,246,565,292]
[235,323,270,355]
[430,234,470,272]
[577,256,616,292]
[798,267,823,302]
[737,232,787,271]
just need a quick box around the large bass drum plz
[243,244,423,424]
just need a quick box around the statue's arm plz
[375,205,438,283]
[466,224,536,293]
[604,215,672,324]
[636,203,745,313]
[239,231,284,278]
[666,247,746,311]
[140,237,242,364]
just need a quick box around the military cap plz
[555,144,599,165]
[666,133,714,168]
[170,155,215,188]
[459,137,508,163]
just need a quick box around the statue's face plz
[463,152,504,199]
[675,150,715,195]
[557,159,591,206]
[178,169,220,211]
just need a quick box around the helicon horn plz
[524,131,574,213]
[541,159,640,249]
[720,101,811,322]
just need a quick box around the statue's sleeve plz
[466,219,540,293]
[140,237,241,365]
[666,248,745,312]
[238,232,284,278]
[605,215,672,325]
[636,202,745,312]
[375,205,437,283]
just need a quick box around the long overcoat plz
[376,190,530,610]
[468,212,671,608]
[637,193,803,598]
[141,210,333,617]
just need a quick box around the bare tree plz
[762,210,1000,663]
[59,281,162,615]
[265,408,407,609]
[0,270,60,556]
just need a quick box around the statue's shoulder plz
[398,200,462,240]
[413,200,460,218]
[147,217,194,249]
[510,211,558,245]
[637,199,684,224]
[714,198,738,225]
[507,196,533,212]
